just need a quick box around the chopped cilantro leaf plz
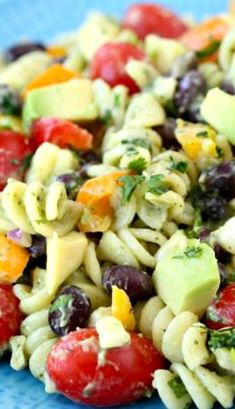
[102,109,112,125]
[168,377,188,399]
[113,94,121,108]
[128,157,147,173]
[122,138,151,150]
[119,175,145,203]
[196,40,221,59]
[10,158,20,166]
[197,131,208,138]
[169,157,188,173]
[146,174,168,195]
[174,245,202,259]
[216,146,224,158]
[208,328,235,350]
[22,153,33,170]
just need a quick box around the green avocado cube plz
[201,88,235,145]
[23,79,99,130]
[153,240,220,317]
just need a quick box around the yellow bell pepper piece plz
[111,285,136,331]
[175,119,218,160]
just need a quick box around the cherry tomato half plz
[122,3,188,40]
[30,118,93,151]
[47,328,166,406]
[90,42,145,94]
[0,131,31,191]
[205,283,235,330]
[0,284,23,346]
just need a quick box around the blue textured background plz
[0,1,232,409]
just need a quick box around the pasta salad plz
[0,2,235,408]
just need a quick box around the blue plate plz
[0,1,233,408]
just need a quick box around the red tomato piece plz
[0,284,23,346]
[0,131,31,191]
[90,42,145,94]
[47,328,166,406]
[122,3,188,40]
[30,118,93,151]
[205,283,235,330]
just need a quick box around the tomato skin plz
[122,3,188,40]
[205,284,235,330]
[0,131,31,191]
[30,118,93,151]
[0,284,23,346]
[90,42,145,94]
[47,328,166,406]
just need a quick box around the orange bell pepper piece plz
[0,235,29,283]
[24,64,78,95]
[77,171,129,233]
[180,16,233,62]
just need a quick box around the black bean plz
[218,263,229,289]
[171,51,197,79]
[214,244,231,264]
[201,160,235,200]
[55,171,85,199]
[28,235,46,258]
[175,70,206,115]
[199,228,211,242]
[221,79,235,95]
[102,265,154,302]
[5,42,46,62]
[49,285,91,336]
[199,194,227,221]
[0,84,22,115]
[155,118,179,149]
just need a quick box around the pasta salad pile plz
[0,3,234,408]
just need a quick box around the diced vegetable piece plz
[0,234,29,283]
[111,285,136,331]
[77,171,129,232]
[24,64,78,94]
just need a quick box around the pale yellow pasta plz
[0,51,51,90]
[26,142,79,184]
[124,93,166,128]
[1,179,81,237]
[10,335,27,371]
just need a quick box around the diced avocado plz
[153,240,220,317]
[95,316,130,349]
[201,88,235,144]
[23,79,99,130]
[46,231,88,294]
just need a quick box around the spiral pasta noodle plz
[26,142,79,184]
[135,297,235,409]
[1,179,81,237]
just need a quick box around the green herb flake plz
[196,131,208,138]
[113,94,121,108]
[50,294,73,313]
[119,175,145,203]
[10,158,20,166]
[196,40,221,59]
[174,245,203,260]
[146,174,168,196]
[168,377,188,399]
[22,153,33,170]
[208,328,235,351]
[122,138,151,150]
[102,109,112,125]
[169,157,188,173]
[128,157,147,173]
[216,146,224,159]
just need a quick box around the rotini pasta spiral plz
[136,150,197,229]
[102,127,162,167]
[219,28,235,77]
[136,297,235,409]
[1,179,81,237]
[10,309,57,383]
[26,142,79,184]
